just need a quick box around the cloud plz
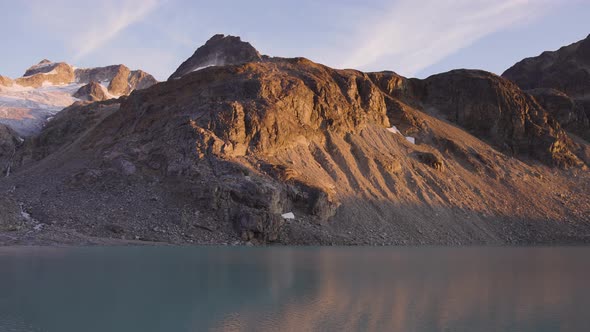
[26,0,160,61]
[339,0,556,76]
[72,0,160,60]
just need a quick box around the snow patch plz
[97,82,116,99]
[0,82,83,136]
[387,126,401,135]
[281,212,295,220]
[387,126,415,144]
[191,64,216,72]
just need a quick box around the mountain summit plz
[168,34,263,80]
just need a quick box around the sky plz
[1,0,589,81]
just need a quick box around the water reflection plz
[213,248,590,332]
[0,247,588,332]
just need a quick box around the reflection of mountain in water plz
[213,247,590,332]
[0,247,589,332]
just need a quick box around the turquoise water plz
[0,246,589,332]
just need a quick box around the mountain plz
[0,35,589,246]
[0,60,157,136]
[503,34,590,140]
[168,34,262,80]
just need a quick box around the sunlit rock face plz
[73,82,110,102]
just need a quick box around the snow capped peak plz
[2,61,157,137]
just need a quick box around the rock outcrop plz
[0,124,21,177]
[168,34,262,80]
[417,70,582,167]
[74,64,157,96]
[129,70,158,90]
[526,88,590,141]
[73,82,109,102]
[0,75,13,87]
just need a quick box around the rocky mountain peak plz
[502,34,590,97]
[168,34,263,80]
[17,62,75,88]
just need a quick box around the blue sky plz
[1,0,589,80]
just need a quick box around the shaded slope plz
[503,34,590,140]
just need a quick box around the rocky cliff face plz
[1,35,589,246]
[417,70,582,167]
[168,34,262,80]
[526,88,590,141]
[0,124,21,177]
[503,34,590,140]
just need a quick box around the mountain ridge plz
[503,34,590,141]
[0,60,157,136]
[0,34,589,246]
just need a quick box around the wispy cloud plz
[340,0,556,76]
[26,0,160,61]
[72,0,160,60]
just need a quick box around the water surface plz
[0,246,588,331]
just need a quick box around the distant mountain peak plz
[168,34,263,80]
[1,60,158,136]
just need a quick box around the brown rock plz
[503,34,590,98]
[168,34,263,80]
[75,65,157,96]
[15,62,75,88]
[527,88,590,140]
[107,65,132,95]
[417,69,582,167]
[73,82,109,101]
[0,124,21,176]
[0,75,13,87]
[128,70,158,90]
